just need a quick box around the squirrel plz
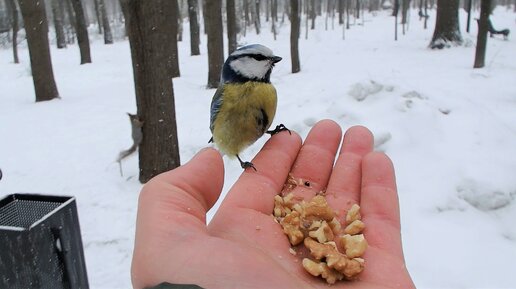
[117,113,143,176]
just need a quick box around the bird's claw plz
[241,161,257,171]
[267,124,291,136]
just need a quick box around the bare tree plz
[93,0,103,34]
[120,0,181,183]
[474,0,492,68]
[251,0,260,34]
[5,0,19,63]
[171,0,180,77]
[271,0,278,39]
[177,0,183,42]
[401,0,410,34]
[244,0,250,35]
[290,0,300,73]
[187,0,200,55]
[338,0,344,24]
[205,0,224,88]
[18,0,60,102]
[466,0,473,32]
[63,0,76,44]
[51,0,67,48]
[429,0,462,49]
[310,0,316,29]
[69,0,92,63]
[227,0,238,53]
[99,0,113,44]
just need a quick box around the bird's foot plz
[240,161,257,171]
[266,124,291,136]
[237,155,257,171]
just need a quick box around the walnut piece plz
[304,237,348,272]
[308,221,334,243]
[344,258,365,280]
[340,234,368,258]
[304,195,335,221]
[344,219,365,235]
[280,211,304,246]
[302,258,343,285]
[346,204,361,224]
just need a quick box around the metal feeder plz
[0,194,89,289]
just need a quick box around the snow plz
[1,7,516,289]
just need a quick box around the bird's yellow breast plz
[212,82,277,156]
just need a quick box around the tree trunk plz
[429,0,462,48]
[424,0,428,29]
[177,0,184,42]
[227,0,238,54]
[18,0,60,102]
[474,0,492,68]
[171,0,180,77]
[93,0,103,34]
[310,0,316,29]
[69,0,92,63]
[271,0,277,39]
[272,0,278,20]
[120,0,181,183]
[202,0,208,34]
[5,0,19,63]
[346,0,350,29]
[51,0,67,48]
[392,0,399,15]
[99,0,113,44]
[401,0,409,24]
[252,0,261,34]
[266,0,270,22]
[290,0,300,73]
[255,0,261,27]
[63,0,76,44]
[338,0,343,24]
[401,0,409,34]
[244,0,250,36]
[466,0,472,33]
[205,0,224,88]
[187,0,200,55]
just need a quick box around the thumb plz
[132,148,224,288]
[142,147,225,221]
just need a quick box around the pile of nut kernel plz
[273,191,368,284]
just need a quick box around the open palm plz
[131,120,416,289]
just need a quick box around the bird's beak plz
[271,56,282,63]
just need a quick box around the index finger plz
[214,131,302,216]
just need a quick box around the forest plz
[1,0,515,288]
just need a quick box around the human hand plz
[131,120,416,289]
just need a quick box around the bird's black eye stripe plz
[233,53,269,61]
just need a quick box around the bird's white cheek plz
[230,59,269,79]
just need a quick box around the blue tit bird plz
[209,44,289,170]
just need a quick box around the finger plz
[139,148,225,226]
[132,148,224,287]
[287,119,343,200]
[360,152,403,255]
[214,131,302,216]
[325,125,374,218]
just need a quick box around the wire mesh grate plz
[0,199,62,228]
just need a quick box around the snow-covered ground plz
[1,7,516,289]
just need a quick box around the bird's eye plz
[252,54,267,61]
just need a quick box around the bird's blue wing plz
[210,86,224,133]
